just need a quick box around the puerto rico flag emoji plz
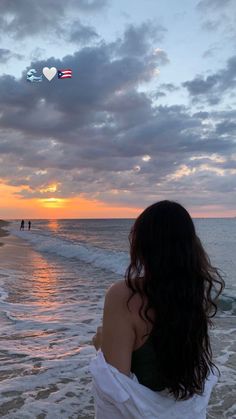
[58,69,72,79]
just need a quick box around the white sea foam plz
[10,228,129,276]
[7,224,236,316]
[0,286,8,301]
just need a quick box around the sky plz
[0,0,235,219]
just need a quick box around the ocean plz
[0,218,235,418]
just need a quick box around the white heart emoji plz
[43,67,57,81]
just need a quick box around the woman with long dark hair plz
[90,201,224,418]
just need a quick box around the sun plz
[39,198,67,208]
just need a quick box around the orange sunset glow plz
[0,181,142,219]
[0,180,235,219]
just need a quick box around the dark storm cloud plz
[0,21,235,210]
[182,55,236,104]
[0,0,107,39]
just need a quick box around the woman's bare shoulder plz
[105,279,144,314]
[105,280,132,305]
[105,280,154,345]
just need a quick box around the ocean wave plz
[0,286,8,302]
[11,229,129,276]
[8,227,235,315]
[217,294,236,316]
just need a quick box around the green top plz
[131,334,166,391]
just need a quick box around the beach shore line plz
[0,226,96,418]
[0,220,10,245]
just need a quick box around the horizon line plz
[1,216,236,221]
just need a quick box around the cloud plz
[0,22,235,212]
[201,20,219,32]
[1,98,235,208]
[0,48,23,62]
[152,83,179,99]
[197,0,233,11]
[0,49,12,61]
[68,20,99,44]
[196,0,236,42]
[107,20,169,65]
[115,22,167,58]
[0,0,107,39]
[216,119,236,136]
[182,55,236,104]
[192,111,209,119]
[119,21,166,56]
[0,22,168,137]
[153,91,166,99]
[159,83,179,92]
[202,45,220,59]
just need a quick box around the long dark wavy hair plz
[125,200,224,400]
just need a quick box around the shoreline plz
[0,227,96,418]
[0,220,10,246]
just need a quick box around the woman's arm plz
[92,326,103,350]
[101,281,136,376]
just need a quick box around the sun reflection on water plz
[28,252,61,313]
[47,219,60,233]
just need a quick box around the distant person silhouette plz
[28,221,31,231]
[20,220,24,230]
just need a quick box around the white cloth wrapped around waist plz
[89,350,218,419]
